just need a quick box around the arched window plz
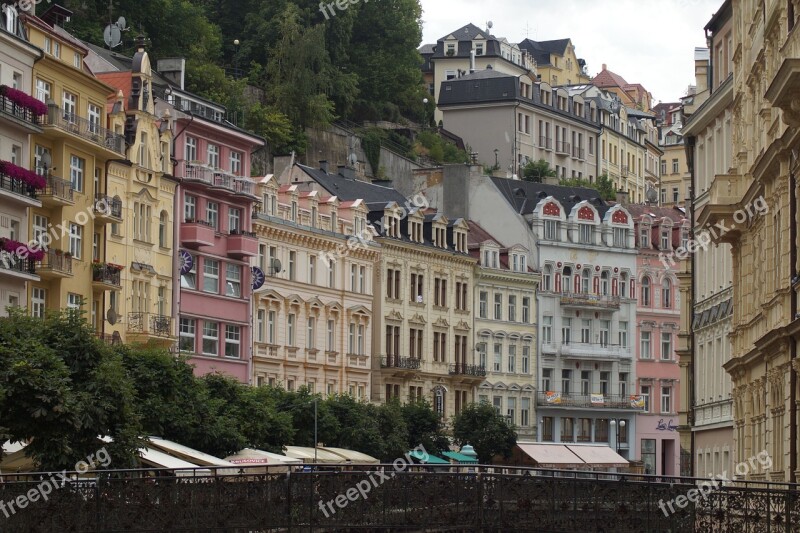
[601,270,609,296]
[620,272,628,298]
[662,279,672,308]
[562,267,572,295]
[543,264,552,291]
[3,6,17,34]
[641,276,651,306]
[159,210,169,247]
[581,268,590,293]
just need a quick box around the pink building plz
[628,204,688,475]
[156,74,264,383]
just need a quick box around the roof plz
[418,43,435,54]
[224,448,302,465]
[283,446,348,463]
[407,450,450,464]
[593,67,629,88]
[295,163,408,211]
[146,437,236,468]
[320,447,380,464]
[439,23,487,42]
[518,38,571,67]
[95,72,132,103]
[139,446,204,471]
[441,451,478,463]
[467,220,500,246]
[624,204,686,222]
[489,177,610,217]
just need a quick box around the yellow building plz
[22,9,127,331]
[92,42,177,347]
[700,0,799,482]
[518,38,590,86]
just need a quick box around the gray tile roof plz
[490,177,610,217]
[295,164,409,212]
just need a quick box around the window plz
[662,279,672,308]
[70,155,84,192]
[288,251,296,280]
[207,143,219,168]
[521,345,530,374]
[358,266,366,293]
[522,297,530,323]
[221,325,240,358]
[387,268,401,299]
[455,281,468,311]
[661,332,672,360]
[541,368,553,391]
[159,211,169,247]
[661,387,672,413]
[494,293,502,320]
[206,202,218,229]
[543,264,552,291]
[31,287,46,318]
[267,311,276,343]
[613,228,627,247]
[67,293,82,309]
[88,104,101,134]
[225,264,241,297]
[641,385,651,412]
[185,136,197,161]
[181,253,197,289]
[69,223,82,259]
[508,345,516,373]
[542,316,552,344]
[561,417,574,442]
[307,318,316,349]
[639,226,650,248]
[672,159,679,173]
[256,310,265,342]
[184,195,196,221]
[507,397,516,424]
[600,371,610,395]
[493,343,502,372]
[561,369,571,394]
[481,290,493,318]
[203,259,219,293]
[561,317,571,344]
[288,314,296,346]
[53,41,60,58]
[580,370,591,395]
[327,319,335,352]
[620,272,628,298]
[581,268,590,293]
[410,273,424,302]
[411,328,424,359]
[62,91,76,121]
[640,331,651,359]
[579,223,593,244]
[542,416,554,441]
[579,319,591,344]
[350,264,357,291]
[357,325,364,355]
[228,208,241,233]
[200,321,219,355]
[508,295,516,322]
[308,256,316,285]
[35,78,50,102]
[599,320,610,347]
[230,151,242,174]
[493,396,502,414]
[562,267,572,294]
[619,321,628,348]
[543,219,559,240]
[520,397,530,426]
[641,276,651,306]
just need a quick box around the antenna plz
[486,20,493,33]
[103,24,122,48]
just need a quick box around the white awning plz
[320,447,380,464]
[147,437,237,469]
[139,447,211,476]
[224,448,302,466]
[283,446,348,464]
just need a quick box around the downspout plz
[685,134,697,476]
[790,152,797,483]
[173,178,181,358]
[102,156,130,336]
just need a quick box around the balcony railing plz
[92,264,122,288]
[448,363,487,377]
[96,333,122,346]
[538,136,553,150]
[536,391,644,410]
[45,106,125,155]
[380,355,421,370]
[94,194,123,219]
[559,291,621,309]
[0,93,42,127]
[36,249,73,276]
[572,147,585,160]
[128,312,172,337]
[41,175,74,204]
[0,254,36,276]
[176,161,256,196]
[555,141,571,155]
[0,173,39,200]
[559,341,629,358]
[621,165,630,177]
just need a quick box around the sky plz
[419,0,722,104]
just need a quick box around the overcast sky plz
[419,0,722,104]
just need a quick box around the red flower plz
[0,160,46,189]
[0,85,48,116]
[0,238,45,261]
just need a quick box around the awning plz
[407,450,450,464]
[566,444,629,467]
[516,443,584,468]
[225,448,302,465]
[283,446,349,464]
[320,447,380,464]
[441,451,478,464]
[147,437,237,469]
[0,441,34,472]
[139,447,211,476]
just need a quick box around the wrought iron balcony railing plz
[37,249,73,276]
[42,175,74,203]
[45,106,125,154]
[449,363,487,377]
[128,312,172,337]
[536,391,645,410]
[380,355,421,370]
[0,254,35,275]
[0,93,42,126]
[94,194,123,219]
[0,173,38,200]
[92,264,122,287]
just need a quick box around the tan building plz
[251,176,378,398]
[592,64,653,112]
[469,222,540,440]
[518,38,590,86]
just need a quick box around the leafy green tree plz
[376,399,409,461]
[451,402,517,464]
[401,399,448,454]
[522,158,557,182]
[558,172,616,201]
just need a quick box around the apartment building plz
[156,64,264,383]
[593,63,653,112]
[427,23,535,122]
[89,41,178,348]
[469,221,540,440]
[628,205,686,476]
[653,101,690,207]
[0,6,42,314]
[682,0,736,479]
[438,70,599,179]
[518,38,590,86]
[23,7,128,329]
[251,175,378,398]
[279,162,479,419]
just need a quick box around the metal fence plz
[0,465,797,531]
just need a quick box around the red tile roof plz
[593,67,629,88]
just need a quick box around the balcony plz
[0,173,41,208]
[92,263,122,291]
[555,141,571,155]
[40,175,74,206]
[448,363,486,381]
[559,341,630,359]
[572,147,585,160]
[765,58,800,128]
[93,194,123,223]
[380,355,421,374]
[96,332,122,346]
[0,90,44,133]
[536,392,645,411]
[36,249,73,279]
[0,254,37,281]
[539,136,553,150]
[176,161,256,197]
[43,106,125,155]
[227,230,258,259]
[127,312,173,340]
[559,291,621,310]
[233,178,256,197]
[179,161,214,184]
[696,175,746,242]
[621,165,630,177]
[181,219,216,248]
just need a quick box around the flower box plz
[0,85,48,116]
[0,238,45,261]
[0,160,46,189]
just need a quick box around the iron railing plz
[560,291,621,309]
[0,254,35,275]
[94,193,122,219]
[449,363,487,377]
[42,175,74,202]
[0,93,42,126]
[538,135,552,149]
[36,249,72,275]
[555,141,571,154]
[0,465,797,531]
[127,312,172,337]
[0,173,39,199]
[537,391,644,410]
[380,355,421,370]
[45,106,125,154]
[92,264,121,287]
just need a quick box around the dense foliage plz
[451,402,517,464]
[0,311,453,468]
[558,173,616,201]
[521,158,558,182]
[56,0,427,155]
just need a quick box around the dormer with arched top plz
[569,201,600,245]
[258,175,279,216]
[605,204,633,248]
[532,196,566,242]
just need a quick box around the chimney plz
[602,63,607,71]
[470,50,476,73]
[319,160,329,174]
[156,58,186,90]
[337,165,357,180]
[615,190,630,204]
[694,47,710,93]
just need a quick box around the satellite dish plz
[348,152,357,167]
[487,21,493,30]
[103,24,122,48]
[106,308,118,325]
[268,258,282,276]
[646,188,658,203]
[117,17,127,30]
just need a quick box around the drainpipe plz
[790,153,798,483]
[685,134,697,476]
[173,179,181,357]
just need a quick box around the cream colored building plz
[251,176,377,398]
[469,222,540,440]
[518,38,590,86]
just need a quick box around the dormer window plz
[660,228,670,250]
[446,43,456,55]
[543,219,559,240]
[483,249,499,268]
[4,6,17,34]
[434,226,447,248]
[474,42,484,56]
[578,223,593,244]
[511,253,527,272]
[640,225,650,247]
[409,220,422,242]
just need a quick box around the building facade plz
[251,175,377,398]
[518,38,590,86]
[469,221,540,440]
[628,205,685,476]
[0,6,42,315]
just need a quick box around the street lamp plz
[493,148,499,169]
[609,419,626,453]
[422,97,429,129]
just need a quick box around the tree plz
[401,399,449,454]
[521,159,557,182]
[451,402,517,464]
[558,172,616,201]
